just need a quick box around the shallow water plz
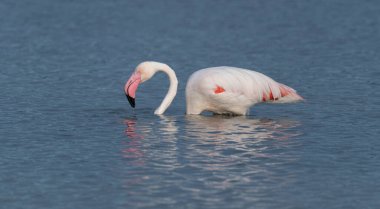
[1,0,380,208]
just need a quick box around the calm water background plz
[1,0,379,208]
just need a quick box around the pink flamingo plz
[125,61,303,115]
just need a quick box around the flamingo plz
[124,61,303,115]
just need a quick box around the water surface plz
[1,0,379,208]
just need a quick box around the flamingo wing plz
[186,66,303,115]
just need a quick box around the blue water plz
[1,0,380,208]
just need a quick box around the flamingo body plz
[124,62,303,115]
[185,67,303,115]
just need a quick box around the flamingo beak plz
[126,94,135,108]
[124,72,141,108]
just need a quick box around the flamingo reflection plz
[183,115,302,171]
[121,115,302,193]
[122,116,179,163]
[123,118,144,164]
[185,115,301,141]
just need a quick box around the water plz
[1,0,379,208]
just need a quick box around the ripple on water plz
[118,114,304,207]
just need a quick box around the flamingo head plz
[124,62,157,108]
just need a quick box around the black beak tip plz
[126,94,135,108]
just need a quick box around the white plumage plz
[124,62,303,115]
[186,66,303,115]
